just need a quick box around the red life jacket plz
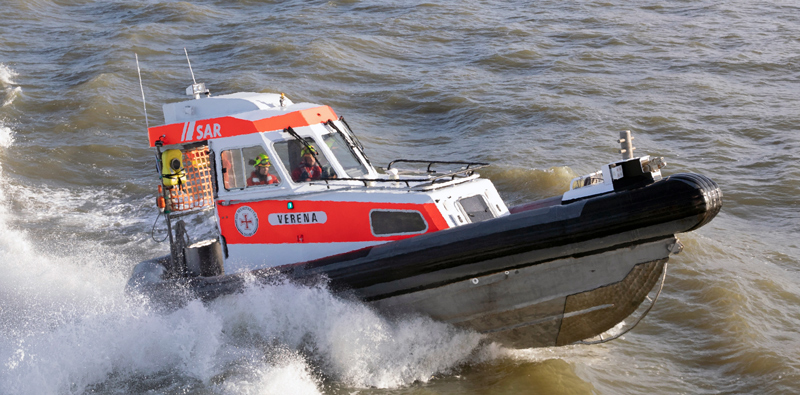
[292,164,322,181]
[247,171,277,186]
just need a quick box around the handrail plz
[311,162,490,188]
[387,159,489,173]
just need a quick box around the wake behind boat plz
[127,73,721,349]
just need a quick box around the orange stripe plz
[147,105,338,147]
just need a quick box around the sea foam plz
[0,122,14,148]
[0,63,21,107]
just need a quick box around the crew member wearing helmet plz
[291,146,323,182]
[247,153,278,186]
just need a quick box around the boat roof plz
[147,92,337,147]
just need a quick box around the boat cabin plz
[149,85,509,275]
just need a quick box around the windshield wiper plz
[283,126,320,162]
[325,119,373,168]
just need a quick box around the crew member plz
[292,146,323,181]
[247,153,278,186]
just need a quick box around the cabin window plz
[457,195,494,223]
[273,138,338,182]
[220,149,244,189]
[321,133,369,178]
[220,146,281,190]
[370,210,428,236]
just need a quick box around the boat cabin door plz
[208,134,291,272]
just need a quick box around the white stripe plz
[223,241,384,273]
[181,122,189,141]
[186,121,196,141]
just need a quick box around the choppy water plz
[1,1,799,394]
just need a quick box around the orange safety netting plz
[164,146,214,212]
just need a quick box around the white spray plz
[0,63,22,108]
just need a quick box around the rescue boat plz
[127,80,722,349]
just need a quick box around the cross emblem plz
[240,215,253,229]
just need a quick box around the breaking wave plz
[0,63,22,107]
[0,121,14,148]
[0,272,483,393]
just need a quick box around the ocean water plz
[1,1,798,394]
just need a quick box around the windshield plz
[322,133,369,178]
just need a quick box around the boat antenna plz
[183,48,210,99]
[184,47,197,85]
[137,53,179,270]
[135,53,150,131]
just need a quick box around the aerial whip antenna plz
[184,47,197,85]
[135,53,150,130]
[136,52,178,269]
[183,47,210,99]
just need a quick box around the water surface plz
[1,1,798,394]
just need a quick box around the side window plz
[370,210,428,236]
[220,149,245,189]
[220,146,281,191]
[457,195,494,223]
[273,138,338,182]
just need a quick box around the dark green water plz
[1,1,798,394]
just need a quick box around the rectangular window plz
[273,137,338,182]
[220,149,245,190]
[370,210,428,236]
[220,146,280,190]
[457,195,494,223]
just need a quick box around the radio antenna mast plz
[184,47,197,84]
[135,53,150,131]
[183,48,210,99]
